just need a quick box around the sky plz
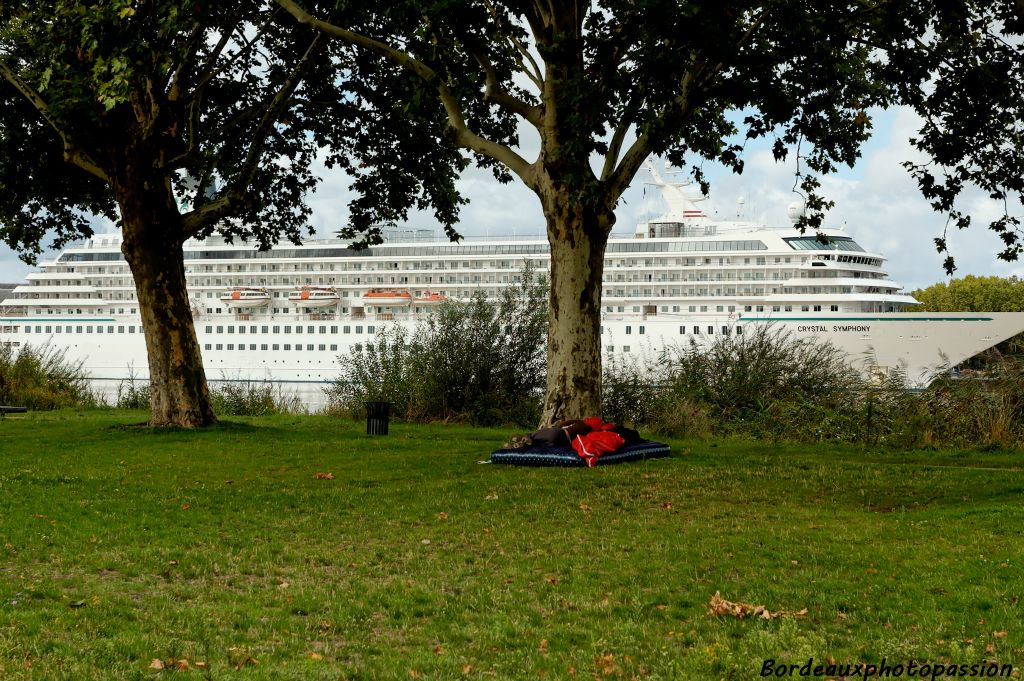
[1,106,1022,291]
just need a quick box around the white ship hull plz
[4,311,1022,410]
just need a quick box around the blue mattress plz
[490,441,670,467]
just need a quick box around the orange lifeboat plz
[219,286,270,309]
[288,286,340,308]
[361,289,412,306]
[413,292,448,306]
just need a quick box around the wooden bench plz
[0,406,28,415]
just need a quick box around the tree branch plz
[605,65,701,203]
[471,49,542,127]
[191,13,279,97]
[276,0,434,79]
[181,34,325,236]
[600,98,642,181]
[276,0,532,181]
[166,21,205,101]
[481,0,543,89]
[0,60,110,183]
[605,9,766,201]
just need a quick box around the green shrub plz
[0,342,97,410]
[209,380,304,416]
[115,366,151,410]
[327,263,547,426]
[599,324,1024,449]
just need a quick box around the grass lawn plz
[0,410,1022,680]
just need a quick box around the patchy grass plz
[0,410,1021,680]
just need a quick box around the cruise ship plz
[3,166,1024,407]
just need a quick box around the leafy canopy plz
[0,0,467,257]
[281,0,1024,268]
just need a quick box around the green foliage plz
[912,275,1024,313]
[114,366,150,410]
[1,0,473,255]
[0,342,96,409]
[327,263,547,425]
[600,325,1024,449]
[209,380,305,416]
[284,0,1024,262]
[601,350,661,427]
[116,372,305,416]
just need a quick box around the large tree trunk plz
[115,166,216,428]
[539,193,613,426]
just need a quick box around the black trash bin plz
[364,401,392,435]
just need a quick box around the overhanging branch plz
[0,60,110,183]
[472,50,542,128]
[276,0,532,181]
[182,34,324,236]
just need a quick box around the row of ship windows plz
[204,325,376,335]
[3,303,842,336]
[15,324,384,336]
[25,267,882,292]
[205,343,339,352]
[58,240,772,263]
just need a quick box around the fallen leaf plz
[438,512,448,520]
[791,560,799,566]
[421,539,431,546]
[993,631,1008,638]
[462,664,473,674]
[409,670,422,679]
[149,659,165,670]
[986,644,996,653]
[174,659,190,671]
[539,639,548,652]
[307,652,323,660]
[579,503,591,512]
[707,592,795,620]
[433,645,444,655]
[195,661,207,669]
[482,527,492,534]
[180,503,190,510]
[225,480,234,485]
[545,575,559,585]
[655,604,667,611]
[485,492,498,500]
[168,560,178,566]
[660,502,673,509]
[314,472,334,480]
[234,656,257,670]
[69,600,86,608]
[278,580,290,589]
